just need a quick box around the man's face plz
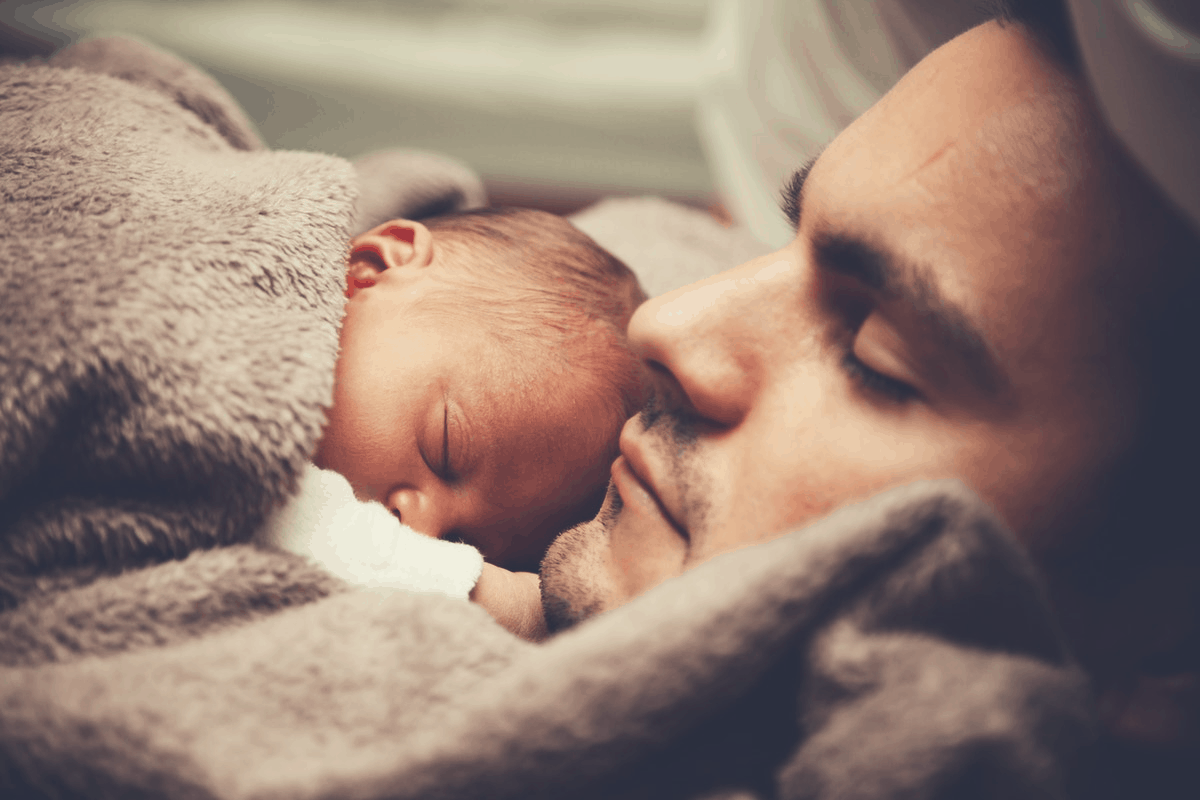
[314,232,613,571]
[542,21,1169,627]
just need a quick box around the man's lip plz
[611,452,688,542]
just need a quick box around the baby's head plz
[314,208,648,570]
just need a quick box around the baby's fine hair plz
[420,206,649,429]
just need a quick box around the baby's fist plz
[469,564,547,642]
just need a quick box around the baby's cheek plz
[472,488,600,572]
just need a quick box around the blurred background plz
[7,2,1200,248]
[6,1,998,247]
[0,0,720,216]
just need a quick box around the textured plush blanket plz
[0,37,1094,799]
[0,35,485,608]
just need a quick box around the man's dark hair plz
[981,0,1081,69]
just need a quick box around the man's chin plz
[539,481,622,633]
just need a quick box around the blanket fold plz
[0,481,1093,800]
[1,36,1094,800]
[0,36,355,604]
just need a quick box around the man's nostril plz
[638,362,718,439]
[642,362,688,415]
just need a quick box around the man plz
[544,3,1199,794]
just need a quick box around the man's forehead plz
[821,30,1098,256]
[974,86,1088,204]
[828,22,1082,188]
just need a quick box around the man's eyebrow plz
[779,151,822,231]
[811,230,1012,401]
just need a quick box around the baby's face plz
[314,228,615,570]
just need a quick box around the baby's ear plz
[349,218,435,274]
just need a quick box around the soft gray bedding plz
[0,36,1094,799]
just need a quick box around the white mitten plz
[258,463,484,599]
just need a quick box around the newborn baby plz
[258,207,647,638]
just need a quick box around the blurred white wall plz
[6,0,1013,242]
[696,0,988,247]
[16,0,716,206]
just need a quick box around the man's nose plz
[627,257,791,428]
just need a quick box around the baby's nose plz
[386,487,445,539]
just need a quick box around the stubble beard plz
[540,481,623,633]
[539,391,712,633]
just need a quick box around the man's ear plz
[345,219,434,295]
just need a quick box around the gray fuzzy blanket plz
[0,35,484,606]
[0,37,1094,799]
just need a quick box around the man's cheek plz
[718,442,878,552]
[540,517,619,631]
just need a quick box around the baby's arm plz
[470,565,547,641]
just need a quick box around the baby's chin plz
[539,480,622,633]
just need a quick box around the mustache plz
[637,387,701,446]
